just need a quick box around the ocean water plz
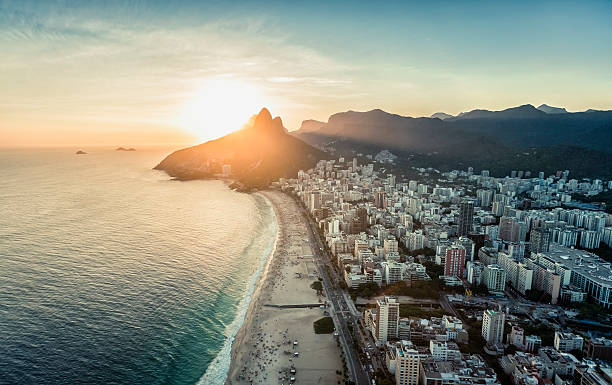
[0,148,277,385]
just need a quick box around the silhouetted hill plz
[298,119,326,132]
[156,108,327,188]
[537,104,567,114]
[293,105,612,178]
[449,104,547,120]
[430,112,453,120]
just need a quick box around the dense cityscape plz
[278,153,612,385]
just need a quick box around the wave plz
[196,194,278,385]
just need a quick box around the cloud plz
[0,2,359,133]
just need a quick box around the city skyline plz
[3,0,612,146]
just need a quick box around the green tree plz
[310,281,323,295]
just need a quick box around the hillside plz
[155,108,326,188]
[292,105,612,178]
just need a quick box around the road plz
[297,203,371,385]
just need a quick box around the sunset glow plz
[174,79,267,142]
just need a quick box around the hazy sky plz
[2,0,612,146]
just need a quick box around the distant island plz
[76,150,87,155]
[155,108,326,190]
[116,147,136,151]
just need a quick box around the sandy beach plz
[225,190,343,385]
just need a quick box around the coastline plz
[197,190,279,385]
[224,190,343,385]
[223,190,280,380]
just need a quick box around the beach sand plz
[226,190,343,385]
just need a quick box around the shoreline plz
[223,191,280,382]
[196,189,279,385]
[224,189,343,385]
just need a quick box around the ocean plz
[0,148,277,385]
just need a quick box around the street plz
[298,203,372,385]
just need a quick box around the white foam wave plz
[196,194,277,385]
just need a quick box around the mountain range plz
[156,104,612,185]
[293,104,612,178]
[155,108,325,188]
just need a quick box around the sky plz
[2,0,612,146]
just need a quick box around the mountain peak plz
[254,107,273,125]
[431,112,453,120]
[155,108,326,186]
[247,108,286,135]
[537,104,568,114]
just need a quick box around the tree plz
[313,317,335,334]
[350,282,380,298]
[310,281,323,295]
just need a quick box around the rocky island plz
[116,147,136,151]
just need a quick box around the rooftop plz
[542,245,612,286]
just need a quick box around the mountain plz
[430,112,453,120]
[155,108,327,187]
[537,104,568,114]
[292,105,612,178]
[298,119,326,133]
[448,104,547,120]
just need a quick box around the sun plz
[175,79,266,142]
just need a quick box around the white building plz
[483,264,507,292]
[395,342,420,385]
[467,261,484,285]
[429,340,461,361]
[482,309,505,345]
[554,332,584,352]
[376,297,400,344]
[383,262,404,285]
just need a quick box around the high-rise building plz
[483,264,506,292]
[482,309,505,345]
[445,244,466,277]
[352,157,358,170]
[383,238,398,256]
[374,191,386,208]
[467,261,484,285]
[351,207,367,234]
[375,296,400,344]
[458,200,474,236]
[457,236,475,262]
[407,230,425,251]
[477,189,493,207]
[530,228,551,253]
[309,191,321,212]
[395,342,420,385]
[499,216,520,242]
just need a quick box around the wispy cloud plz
[0,2,360,134]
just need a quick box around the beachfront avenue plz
[297,197,372,385]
